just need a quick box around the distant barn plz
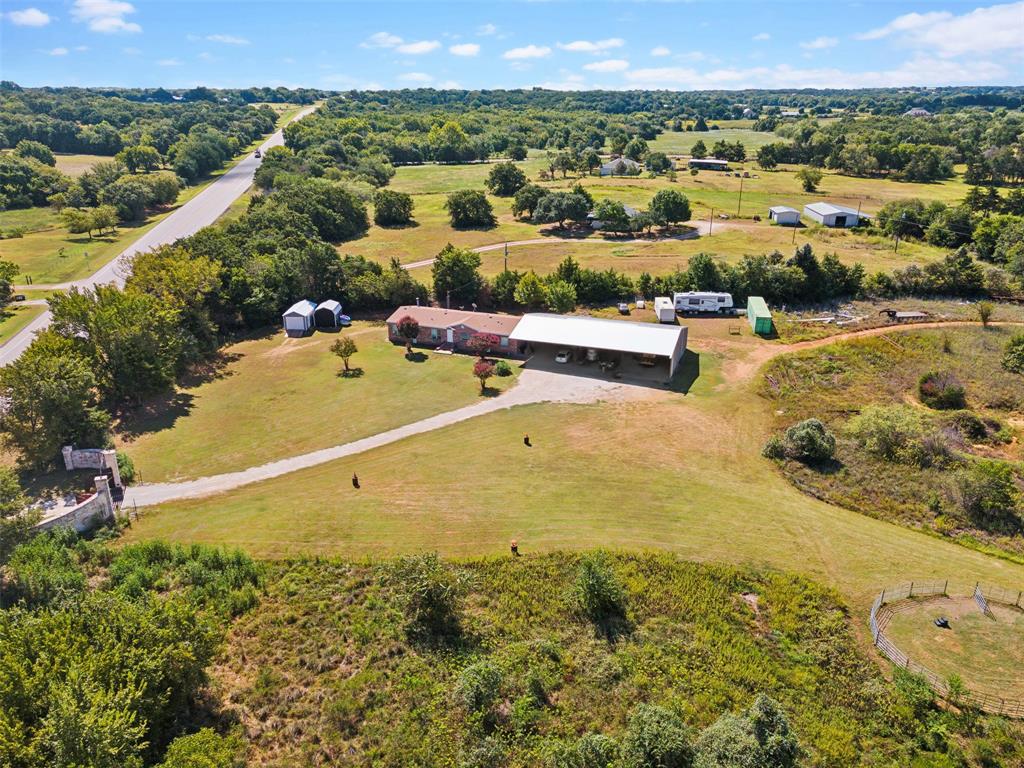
[804,202,860,228]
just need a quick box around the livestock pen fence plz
[869,580,1024,718]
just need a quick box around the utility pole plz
[446,289,451,309]
[708,207,713,236]
[792,223,797,245]
[736,175,744,217]
[504,241,508,273]
[894,212,905,253]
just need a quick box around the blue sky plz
[2,1,1022,91]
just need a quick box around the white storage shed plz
[282,300,317,337]
[314,299,344,329]
[768,206,800,226]
[803,202,860,228]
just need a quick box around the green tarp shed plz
[746,296,773,335]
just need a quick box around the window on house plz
[500,336,508,346]
[431,328,439,340]
[461,333,470,341]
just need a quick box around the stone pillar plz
[102,448,121,487]
[62,445,75,471]
[93,475,114,523]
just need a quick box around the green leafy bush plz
[763,419,836,463]
[157,728,246,768]
[950,459,1021,532]
[570,552,627,627]
[456,660,503,715]
[1003,333,1024,374]
[117,450,136,485]
[386,552,472,638]
[695,695,799,768]
[620,704,694,768]
[918,371,967,410]
[552,733,619,768]
[494,360,513,377]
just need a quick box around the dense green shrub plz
[117,450,136,485]
[1003,333,1024,374]
[485,161,527,196]
[951,460,1021,532]
[763,419,836,464]
[456,661,503,715]
[695,695,799,768]
[156,729,246,768]
[2,529,86,607]
[445,190,495,228]
[494,360,513,377]
[620,704,694,768]
[373,188,414,226]
[552,733,619,768]
[918,371,967,410]
[386,552,472,638]
[570,552,627,628]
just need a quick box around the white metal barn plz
[803,202,860,228]
[282,300,317,337]
[314,299,344,329]
[509,313,689,378]
[768,206,800,226]
[599,157,642,176]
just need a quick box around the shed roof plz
[769,205,799,214]
[283,300,317,318]
[689,157,729,165]
[510,313,686,357]
[804,202,858,217]
[747,296,771,319]
[600,157,641,169]
[384,305,520,336]
[316,299,342,313]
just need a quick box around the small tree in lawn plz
[795,167,823,193]
[331,336,358,372]
[396,315,420,356]
[976,300,993,327]
[473,359,495,393]
[468,332,500,358]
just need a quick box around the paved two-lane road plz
[0,105,317,367]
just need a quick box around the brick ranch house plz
[385,306,525,357]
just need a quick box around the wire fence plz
[869,581,1024,719]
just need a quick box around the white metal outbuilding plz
[768,205,800,226]
[510,313,689,377]
[282,300,317,337]
[803,202,860,228]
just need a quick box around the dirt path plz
[123,367,658,507]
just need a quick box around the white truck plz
[673,291,734,314]
[653,297,676,323]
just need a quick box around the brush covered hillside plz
[761,327,1024,559]
[2,534,1024,766]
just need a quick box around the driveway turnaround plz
[0,105,317,367]
[123,367,658,507]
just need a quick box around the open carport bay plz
[522,342,674,385]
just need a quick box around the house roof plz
[510,313,686,358]
[384,305,521,336]
[283,300,317,318]
[804,202,858,217]
[601,157,640,169]
[316,299,342,312]
[769,205,799,214]
[688,157,729,165]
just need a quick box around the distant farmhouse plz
[903,107,932,118]
[600,157,642,176]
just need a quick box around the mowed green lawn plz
[122,357,1024,609]
[0,303,46,347]
[345,155,961,277]
[115,323,519,483]
[53,153,107,177]
[884,596,1024,697]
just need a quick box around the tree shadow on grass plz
[337,367,365,379]
[177,351,242,388]
[479,385,503,398]
[115,391,197,440]
[377,220,420,230]
[405,351,429,363]
[590,611,634,645]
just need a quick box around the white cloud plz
[855,2,1024,57]
[206,33,249,45]
[398,71,433,83]
[45,47,69,56]
[752,32,770,41]
[503,44,551,60]
[437,79,462,89]
[583,58,629,72]
[534,74,587,91]
[71,0,141,33]
[197,51,215,61]
[6,7,51,26]
[74,45,89,51]
[157,57,182,66]
[477,23,497,36]
[800,36,838,50]
[449,42,480,56]
[397,39,440,54]
[122,46,140,54]
[623,54,1008,90]
[361,31,402,48]
[558,38,624,53]
[650,46,671,57]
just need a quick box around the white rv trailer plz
[653,297,676,323]
[673,291,734,314]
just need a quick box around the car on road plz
[254,149,262,158]
[554,349,571,364]
[11,295,25,302]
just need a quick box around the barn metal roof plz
[316,299,342,313]
[282,300,317,318]
[804,202,858,217]
[769,205,799,214]
[510,313,686,357]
